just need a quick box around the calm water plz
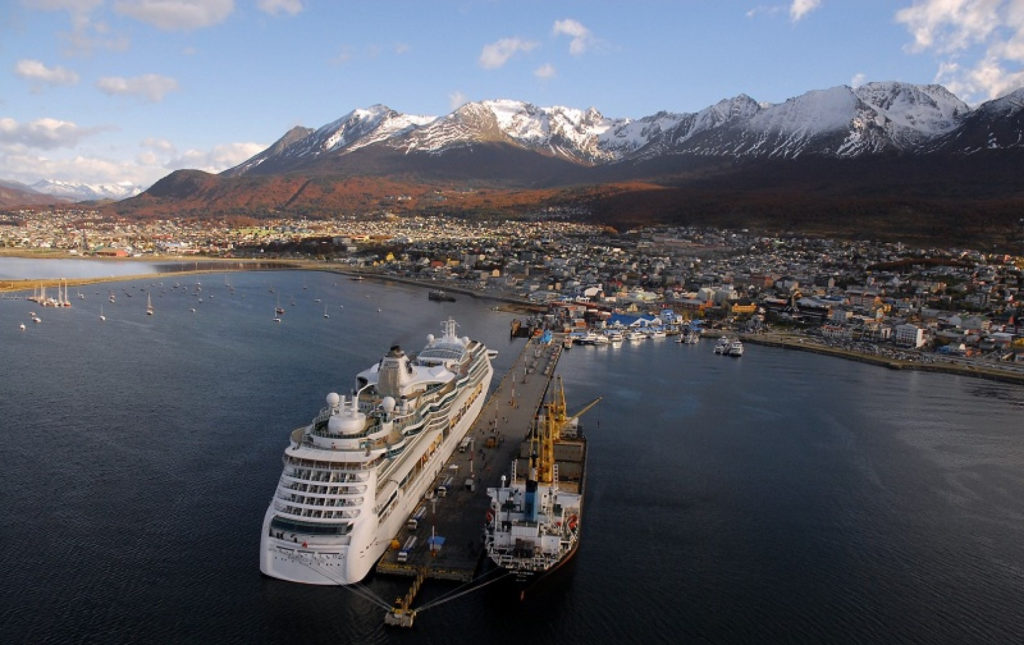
[0,256,269,280]
[1,270,1023,644]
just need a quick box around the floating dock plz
[376,336,563,583]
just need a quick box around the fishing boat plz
[484,378,600,590]
[260,317,494,585]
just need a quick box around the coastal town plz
[3,207,1023,380]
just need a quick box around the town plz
[2,207,1023,377]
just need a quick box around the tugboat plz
[484,378,600,595]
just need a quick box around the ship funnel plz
[377,345,411,399]
[524,453,540,522]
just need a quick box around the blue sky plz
[2,0,1023,190]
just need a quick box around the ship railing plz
[276,497,365,512]
[284,483,368,497]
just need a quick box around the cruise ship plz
[260,318,494,585]
[484,379,600,588]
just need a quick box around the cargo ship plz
[484,378,600,588]
[260,317,493,585]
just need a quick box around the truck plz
[458,437,473,453]
[397,536,417,563]
[436,476,454,498]
[406,505,426,531]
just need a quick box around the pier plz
[378,336,563,622]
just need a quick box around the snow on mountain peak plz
[221,81,1024,177]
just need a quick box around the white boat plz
[625,329,645,342]
[714,337,730,354]
[727,339,744,357]
[678,328,700,344]
[260,317,494,585]
[485,379,599,586]
[146,293,154,316]
[99,304,106,322]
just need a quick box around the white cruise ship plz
[260,318,494,585]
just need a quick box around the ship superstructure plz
[260,318,493,585]
[484,379,599,584]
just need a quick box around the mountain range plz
[30,81,1024,245]
[0,179,143,207]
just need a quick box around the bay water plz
[1,268,1022,643]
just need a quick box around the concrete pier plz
[375,336,563,582]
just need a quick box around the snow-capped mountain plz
[225,81,999,179]
[928,87,1024,153]
[223,105,434,177]
[31,179,144,202]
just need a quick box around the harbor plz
[378,336,564,625]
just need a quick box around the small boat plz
[727,339,744,357]
[146,293,154,316]
[714,337,730,354]
[428,289,456,302]
[323,305,330,319]
[19,323,26,331]
[99,304,106,321]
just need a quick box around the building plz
[894,323,925,348]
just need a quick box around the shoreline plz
[3,254,1019,385]
[743,332,1024,386]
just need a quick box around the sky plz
[2,0,1024,191]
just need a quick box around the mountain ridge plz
[106,80,1024,247]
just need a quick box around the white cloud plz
[24,1,131,56]
[895,0,1024,101]
[394,42,410,55]
[0,117,98,149]
[97,74,179,102]
[552,18,594,55]
[850,72,867,87]
[165,142,265,173]
[14,59,80,86]
[113,0,234,32]
[331,46,353,66]
[895,0,1002,53]
[790,0,822,22]
[141,137,175,152]
[0,151,153,186]
[534,63,556,80]
[478,37,538,69]
[257,0,302,16]
[746,5,783,19]
[449,91,467,111]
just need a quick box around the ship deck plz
[375,336,563,582]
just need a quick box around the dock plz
[376,336,564,583]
